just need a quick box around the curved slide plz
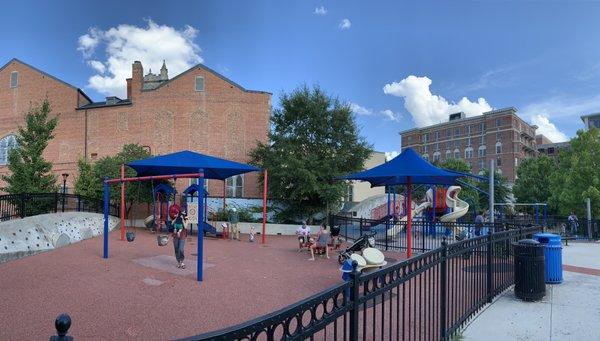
[386,201,431,236]
[439,186,469,223]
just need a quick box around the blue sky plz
[2,1,600,155]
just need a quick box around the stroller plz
[338,231,377,264]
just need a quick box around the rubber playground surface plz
[0,230,402,340]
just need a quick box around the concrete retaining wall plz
[0,212,119,263]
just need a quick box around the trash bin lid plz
[533,233,561,245]
[518,239,540,245]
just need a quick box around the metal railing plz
[180,224,539,340]
[0,193,120,221]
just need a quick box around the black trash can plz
[513,239,546,301]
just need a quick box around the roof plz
[340,147,468,186]
[0,58,92,104]
[77,98,132,110]
[127,150,261,179]
[581,112,600,120]
[141,62,272,95]
[399,107,521,135]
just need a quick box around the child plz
[173,212,187,239]
[249,226,256,242]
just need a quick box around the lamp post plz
[61,173,69,212]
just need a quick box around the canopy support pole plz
[120,164,125,241]
[407,176,413,258]
[262,169,268,244]
[103,178,109,259]
[489,160,495,225]
[223,181,226,213]
[197,169,205,282]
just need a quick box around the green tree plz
[1,99,59,194]
[513,155,555,206]
[549,129,600,217]
[250,85,372,221]
[74,144,156,216]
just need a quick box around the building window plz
[10,71,18,88]
[496,118,502,127]
[422,154,429,161]
[446,150,452,159]
[435,142,440,151]
[466,137,471,147]
[479,135,485,144]
[466,125,471,135]
[478,145,486,157]
[446,129,451,137]
[195,76,205,91]
[480,122,486,132]
[496,132,501,141]
[497,168,502,175]
[435,131,440,141]
[454,127,460,137]
[548,147,555,155]
[496,157,502,167]
[465,147,473,159]
[479,159,486,171]
[454,149,460,159]
[454,140,460,148]
[346,184,354,202]
[495,142,502,154]
[407,136,412,143]
[0,135,18,165]
[423,145,428,153]
[433,152,441,162]
[225,174,244,198]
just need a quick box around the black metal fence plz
[0,193,120,221]
[181,224,539,340]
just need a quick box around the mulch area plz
[0,229,402,340]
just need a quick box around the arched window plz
[464,147,473,159]
[433,151,441,162]
[422,154,429,161]
[0,135,18,165]
[445,150,452,159]
[454,148,460,159]
[225,174,244,198]
[495,141,502,154]
[478,145,486,157]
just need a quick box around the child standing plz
[249,226,256,242]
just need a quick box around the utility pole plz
[489,159,495,225]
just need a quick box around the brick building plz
[399,108,538,183]
[0,58,271,198]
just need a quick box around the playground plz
[0,228,400,340]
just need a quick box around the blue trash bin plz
[533,233,563,283]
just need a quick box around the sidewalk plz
[463,242,600,341]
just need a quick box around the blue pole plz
[103,178,109,259]
[431,186,436,235]
[197,171,205,282]
[392,187,396,222]
[387,186,391,219]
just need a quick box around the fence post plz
[422,221,426,252]
[349,260,359,340]
[54,192,58,213]
[486,232,493,303]
[440,237,448,340]
[359,218,363,237]
[385,222,389,251]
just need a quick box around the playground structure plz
[102,150,266,282]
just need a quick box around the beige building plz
[400,108,538,183]
[346,151,386,202]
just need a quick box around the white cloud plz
[380,109,401,122]
[350,102,373,115]
[339,19,351,30]
[77,20,203,98]
[383,75,493,127]
[531,114,568,142]
[385,151,399,161]
[314,6,327,15]
[87,60,106,73]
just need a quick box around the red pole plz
[120,164,125,241]
[262,169,268,244]
[407,176,413,258]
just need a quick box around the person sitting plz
[309,223,331,261]
[296,221,311,251]
[330,225,342,249]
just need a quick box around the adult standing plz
[172,211,189,269]
[229,207,240,241]
[568,212,579,236]
[474,210,485,236]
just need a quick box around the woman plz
[172,211,188,269]
[308,223,331,261]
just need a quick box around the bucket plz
[157,235,169,246]
[126,232,136,242]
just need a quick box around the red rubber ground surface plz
[0,230,401,340]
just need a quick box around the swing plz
[126,181,142,242]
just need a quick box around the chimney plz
[126,78,132,99]
[131,61,144,95]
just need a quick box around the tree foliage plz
[250,85,372,221]
[549,129,600,217]
[513,155,555,206]
[74,144,156,216]
[1,99,59,194]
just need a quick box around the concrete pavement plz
[462,242,600,341]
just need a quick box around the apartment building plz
[400,108,538,182]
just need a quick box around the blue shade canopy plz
[341,148,465,186]
[128,150,260,179]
